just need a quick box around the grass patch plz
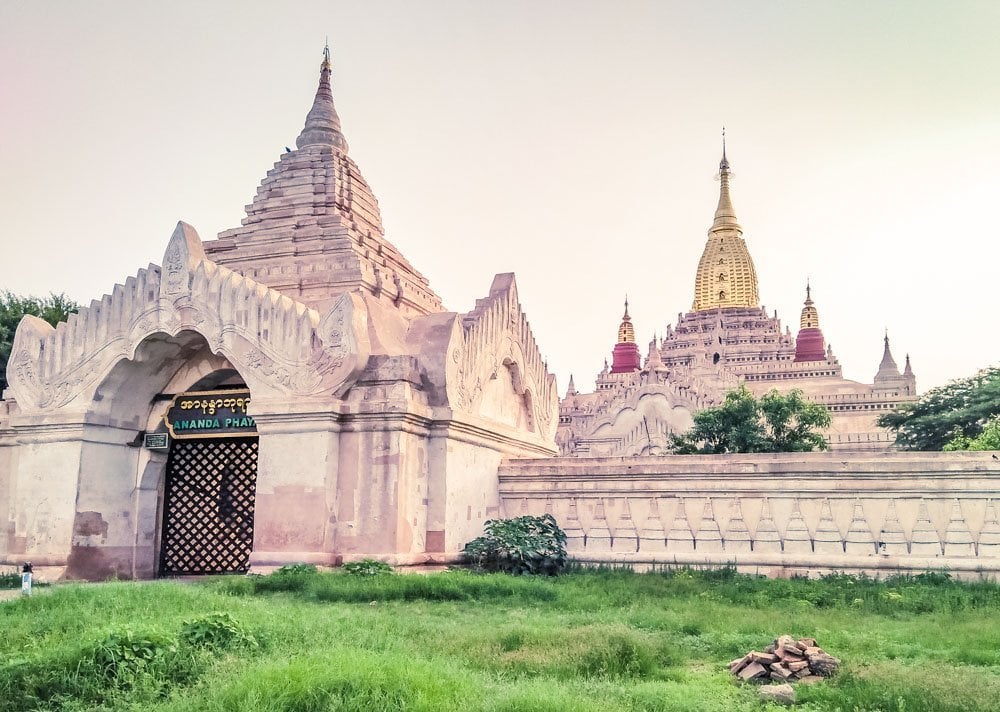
[216,567,559,604]
[3,568,1000,711]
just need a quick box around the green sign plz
[165,389,256,439]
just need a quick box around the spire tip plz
[720,127,729,171]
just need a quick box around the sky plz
[2,1,998,394]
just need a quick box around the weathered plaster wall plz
[3,420,88,579]
[432,432,504,554]
[250,408,341,566]
[66,424,142,579]
[0,402,16,563]
[499,452,1000,578]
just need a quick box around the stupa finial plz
[617,296,635,344]
[720,126,729,171]
[295,45,349,151]
[712,130,739,232]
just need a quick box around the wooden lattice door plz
[159,437,258,576]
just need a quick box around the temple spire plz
[720,126,729,170]
[799,281,820,329]
[296,45,349,151]
[617,297,635,343]
[712,128,740,233]
[876,332,901,378]
[692,136,759,311]
[794,281,826,361]
[611,296,641,373]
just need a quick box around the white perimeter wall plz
[499,451,1000,579]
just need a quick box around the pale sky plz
[2,1,998,393]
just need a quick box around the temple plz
[2,51,963,584]
[557,145,917,456]
[0,50,558,580]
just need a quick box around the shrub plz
[343,559,393,576]
[462,514,568,575]
[180,612,258,651]
[0,568,20,589]
[90,629,181,686]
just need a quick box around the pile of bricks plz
[729,635,839,684]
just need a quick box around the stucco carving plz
[448,273,558,441]
[7,222,370,412]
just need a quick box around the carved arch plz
[7,222,371,414]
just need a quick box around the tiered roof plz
[204,49,443,319]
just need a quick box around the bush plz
[90,629,182,687]
[0,568,20,589]
[462,514,568,575]
[343,559,393,576]
[180,612,258,651]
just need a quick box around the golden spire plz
[800,280,820,329]
[692,133,760,312]
[617,297,635,343]
[712,127,740,232]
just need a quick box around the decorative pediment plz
[448,273,559,442]
[7,222,370,413]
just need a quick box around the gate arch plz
[67,330,257,579]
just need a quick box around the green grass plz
[2,568,1000,711]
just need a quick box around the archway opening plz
[68,330,258,580]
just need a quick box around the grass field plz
[2,567,999,711]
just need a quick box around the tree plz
[669,385,831,454]
[0,291,79,393]
[877,366,1000,451]
[943,415,1000,452]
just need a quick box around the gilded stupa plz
[691,137,760,311]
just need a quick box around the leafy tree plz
[462,514,568,575]
[669,386,831,454]
[943,415,1000,452]
[0,291,79,393]
[877,366,1000,450]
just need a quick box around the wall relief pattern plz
[7,222,370,413]
[504,494,1000,560]
[449,273,558,441]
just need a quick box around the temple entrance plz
[159,389,259,576]
[159,438,258,575]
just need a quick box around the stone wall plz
[498,452,1000,578]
